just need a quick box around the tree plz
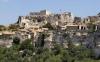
[8,24,20,31]
[0,25,6,31]
[52,43,63,55]
[45,55,62,62]
[87,23,96,33]
[13,37,20,45]
[43,23,54,30]
[35,33,45,48]
[20,39,34,51]
[61,50,74,62]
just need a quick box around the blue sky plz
[0,0,100,25]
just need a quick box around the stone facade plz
[15,10,100,48]
[17,10,74,29]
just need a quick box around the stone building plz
[15,10,100,49]
[17,10,74,29]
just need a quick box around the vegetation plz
[13,37,20,45]
[87,23,96,33]
[0,39,100,62]
[0,25,6,31]
[8,24,20,31]
[43,23,54,30]
[35,33,45,48]
[0,24,20,31]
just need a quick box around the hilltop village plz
[0,10,100,49]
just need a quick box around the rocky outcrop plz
[15,10,100,48]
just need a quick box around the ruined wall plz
[17,10,74,29]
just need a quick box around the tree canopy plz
[0,39,100,62]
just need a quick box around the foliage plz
[20,39,34,51]
[8,24,20,31]
[35,33,45,48]
[42,23,54,30]
[0,39,100,62]
[13,37,20,45]
[87,23,96,33]
[0,25,6,31]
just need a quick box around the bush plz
[20,39,34,51]
[13,37,20,45]
[43,23,54,30]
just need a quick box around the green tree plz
[8,24,20,31]
[35,33,45,48]
[0,25,6,31]
[20,39,34,51]
[13,37,20,45]
[43,23,54,30]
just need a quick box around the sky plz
[0,0,100,25]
